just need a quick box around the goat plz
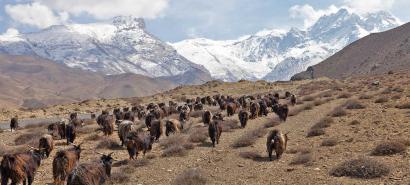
[272,104,289,122]
[1,148,43,185]
[266,129,288,160]
[165,119,182,136]
[238,110,249,128]
[38,134,54,158]
[67,153,114,185]
[208,120,222,147]
[66,123,76,144]
[10,116,18,132]
[202,110,212,125]
[52,144,82,185]
[126,132,153,160]
[150,120,163,141]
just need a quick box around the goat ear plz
[108,152,114,156]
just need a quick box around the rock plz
[238,164,245,167]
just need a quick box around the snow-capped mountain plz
[172,8,401,81]
[0,16,211,85]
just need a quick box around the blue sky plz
[0,0,409,42]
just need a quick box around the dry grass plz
[108,171,130,184]
[395,102,410,109]
[232,127,267,148]
[190,110,204,118]
[359,94,373,99]
[263,119,280,128]
[371,141,407,156]
[344,100,366,109]
[313,99,325,106]
[302,95,315,102]
[14,131,45,146]
[160,134,194,157]
[290,153,314,165]
[96,137,122,150]
[330,107,347,117]
[239,151,262,160]
[84,133,102,141]
[321,138,338,147]
[330,158,390,179]
[375,97,389,103]
[221,119,240,132]
[391,94,402,100]
[77,125,98,134]
[303,103,314,110]
[311,117,333,129]
[188,127,208,143]
[307,128,325,137]
[337,93,352,99]
[172,168,207,185]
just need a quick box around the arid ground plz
[1,71,409,185]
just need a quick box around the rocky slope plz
[292,22,410,80]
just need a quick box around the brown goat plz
[226,102,238,117]
[48,122,66,139]
[10,116,18,132]
[66,123,76,144]
[118,120,138,146]
[1,149,43,185]
[150,120,163,141]
[272,104,289,122]
[67,153,114,185]
[52,144,82,185]
[266,129,288,160]
[126,132,153,160]
[250,102,260,119]
[165,119,182,136]
[202,110,213,125]
[101,115,115,136]
[238,110,249,128]
[38,134,54,158]
[208,120,223,147]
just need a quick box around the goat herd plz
[1,92,297,185]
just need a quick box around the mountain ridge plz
[172,8,401,82]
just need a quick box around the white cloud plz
[36,0,169,20]
[2,28,20,36]
[289,4,339,28]
[344,0,395,14]
[5,2,69,29]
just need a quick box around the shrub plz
[395,102,410,109]
[337,93,352,99]
[172,168,207,185]
[290,153,314,165]
[371,141,407,156]
[14,131,45,146]
[188,128,208,143]
[263,119,280,128]
[288,107,303,117]
[221,119,240,132]
[321,138,338,147]
[350,120,360,125]
[307,128,325,137]
[302,95,315,102]
[162,145,187,157]
[330,158,390,179]
[96,137,122,150]
[312,117,333,129]
[84,133,102,141]
[160,134,194,157]
[359,94,372,99]
[345,100,366,109]
[391,94,401,100]
[232,127,267,148]
[330,107,347,117]
[375,97,389,103]
[303,103,314,110]
[108,171,130,184]
[313,99,325,106]
[239,151,263,161]
[190,110,204,118]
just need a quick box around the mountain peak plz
[112,16,145,30]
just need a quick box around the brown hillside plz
[292,22,410,80]
[0,55,176,108]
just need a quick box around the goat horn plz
[108,152,114,156]
[96,152,105,155]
